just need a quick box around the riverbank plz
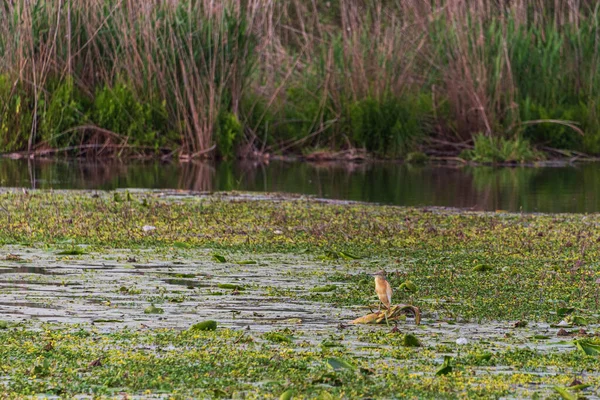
[2,1,600,161]
[0,191,599,398]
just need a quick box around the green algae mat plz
[0,190,599,399]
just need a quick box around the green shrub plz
[39,78,87,148]
[0,75,32,153]
[92,82,175,149]
[519,98,586,151]
[216,112,242,159]
[348,95,430,157]
[461,134,544,163]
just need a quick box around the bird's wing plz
[386,284,392,305]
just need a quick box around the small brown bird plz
[373,270,392,311]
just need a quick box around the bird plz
[373,270,392,312]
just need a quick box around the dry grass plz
[1,0,600,157]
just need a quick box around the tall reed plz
[2,0,600,157]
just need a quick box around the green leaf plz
[338,251,361,260]
[263,332,293,343]
[212,254,227,263]
[57,248,87,256]
[574,339,600,355]
[472,264,493,272]
[326,357,356,371]
[144,304,164,314]
[235,260,257,265]
[217,283,245,290]
[279,389,294,400]
[399,280,417,293]
[310,285,337,293]
[0,320,9,329]
[436,356,453,376]
[402,333,421,347]
[190,320,218,331]
[475,352,493,362]
[173,241,190,249]
[553,386,577,400]
[557,307,575,317]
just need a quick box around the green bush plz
[348,95,430,157]
[0,75,32,153]
[461,134,544,163]
[216,112,243,159]
[39,78,87,148]
[92,82,176,149]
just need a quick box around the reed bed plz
[1,0,600,160]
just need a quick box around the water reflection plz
[0,158,597,213]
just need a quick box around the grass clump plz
[461,134,544,163]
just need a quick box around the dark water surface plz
[0,158,598,213]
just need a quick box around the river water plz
[0,158,598,213]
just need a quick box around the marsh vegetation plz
[2,1,600,161]
[0,191,599,397]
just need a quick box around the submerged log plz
[351,304,421,325]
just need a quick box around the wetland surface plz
[0,190,599,398]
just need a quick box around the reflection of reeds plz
[178,161,216,192]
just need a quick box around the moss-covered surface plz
[0,190,599,398]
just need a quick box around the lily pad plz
[435,356,453,376]
[402,333,421,347]
[326,357,356,371]
[212,254,227,263]
[217,283,245,290]
[399,280,417,293]
[310,285,337,293]
[144,304,164,314]
[190,320,218,331]
[574,339,600,355]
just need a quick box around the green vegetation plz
[0,191,599,397]
[1,1,600,159]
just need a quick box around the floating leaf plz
[212,254,227,263]
[173,241,190,249]
[190,320,217,331]
[574,339,600,355]
[532,335,550,340]
[217,283,245,291]
[399,280,417,293]
[57,248,87,256]
[402,333,421,347]
[569,384,591,391]
[0,321,9,329]
[557,307,576,317]
[144,304,164,314]
[320,340,343,348]
[326,357,356,371]
[553,386,577,400]
[472,264,493,272]
[263,332,293,343]
[475,352,493,362]
[310,285,337,293]
[569,315,588,326]
[338,251,361,260]
[235,260,257,265]
[435,356,453,376]
[279,389,294,400]
[317,392,335,400]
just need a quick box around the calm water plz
[0,158,599,213]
